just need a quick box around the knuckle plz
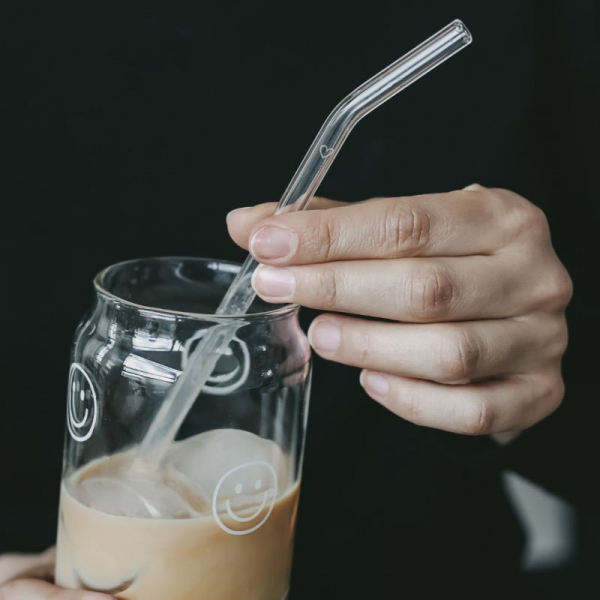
[298,214,334,261]
[532,264,573,312]
[546,317,569,359]
[464,182,486,192]
[462,396,495,436]
[318,214,337,262]
[556,321,569,356]
[547,265,573,310]
[355,329,373,365]
[438,329,481,382]
[511,198,551,241]
[526,206,550,240]
[384,202,431,256]
[398,389,427,427]
[526,260,573,313]
[315,268,341,309]
[541,371,565,415]
[406,265,454,322]
[488,188,550,242]
[549,377,566,413]
[484,186,511,205]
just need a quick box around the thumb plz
[0,578,114,600]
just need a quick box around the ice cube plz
[73,476,196,519]
[165,429,287,500]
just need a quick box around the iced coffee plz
[56,429,299,600]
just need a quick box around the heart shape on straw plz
[319,145,334,159]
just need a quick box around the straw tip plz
[451,19,473,44]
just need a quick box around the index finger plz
[226,197,347,251]
[246,188,514,266]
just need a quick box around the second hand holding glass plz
[136,19,473,467]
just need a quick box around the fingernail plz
[360,371,389,397]
[309,320,341,352]
[250,226,296,260]
[226,207,250,227]
[252,265,295,299]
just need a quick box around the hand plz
[227,186,572,439]
[0,549,113,599]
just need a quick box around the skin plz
[0,549,113,599]
[227,185,572,440]
[0,186,571,596]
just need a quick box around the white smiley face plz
[212,461,278,536]
[67,363,98,443]
[182,329,250,396]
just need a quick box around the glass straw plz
[137,19,473,466]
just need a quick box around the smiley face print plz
[67,363,98,443]
[212,461,278,536]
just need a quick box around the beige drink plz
[56,430,299,600]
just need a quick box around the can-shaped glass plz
[55,257,312,600]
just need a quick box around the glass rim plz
[93,256,299,320]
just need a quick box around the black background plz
[3,0,599,598]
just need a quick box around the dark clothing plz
[4,1,599,597]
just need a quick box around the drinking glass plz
[55,257,311,600]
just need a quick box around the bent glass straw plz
[137,19,473,466]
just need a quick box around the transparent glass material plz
[55,257,311,600]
